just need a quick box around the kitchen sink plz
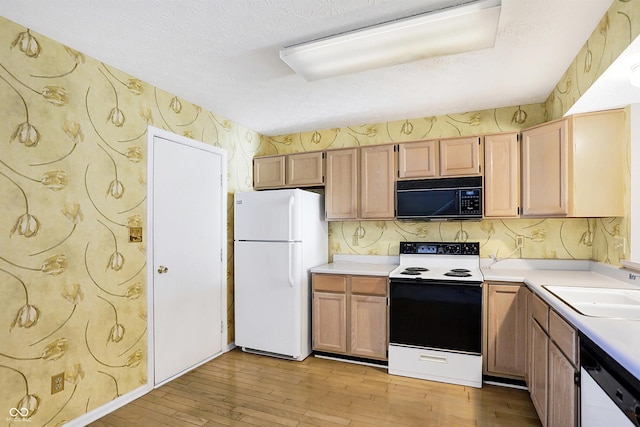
[542,285,640,320]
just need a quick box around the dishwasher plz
[580,335,640,426]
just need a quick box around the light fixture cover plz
[280,0,502,81]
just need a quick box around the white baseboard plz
[63,384,151,427]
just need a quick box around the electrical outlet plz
[614,237,625,253]
[516,235,525,249]
[51,372,64,394]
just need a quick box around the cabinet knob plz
[157,265,168,274]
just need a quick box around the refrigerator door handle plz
[288,195,295,241]
[288,243,295,288]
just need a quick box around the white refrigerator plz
[234,189,327,361]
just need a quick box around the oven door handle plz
[419,353,448,364]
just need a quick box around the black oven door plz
[389,279,482,354]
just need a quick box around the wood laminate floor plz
[91,348,542,427]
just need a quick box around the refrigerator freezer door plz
[234,241,305,358]
[234,190,302,242]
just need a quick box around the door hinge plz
[517,206,520,215]
[574,371,580,386]
[221,321,224,334]
[220,248,223,262]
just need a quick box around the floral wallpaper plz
[1,0,637,424]
[0,16,256,426]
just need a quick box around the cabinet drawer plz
[549,310,577,366]
[313,274,347,293]
[532,294,549,331]
[350,276,387,296]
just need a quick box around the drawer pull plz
[419,354,448,364]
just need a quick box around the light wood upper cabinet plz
[325,148,359,219]
[287,151,324,187]
[521,119,568,217]
[254,152,324,189]
[398,137,481,179]
[253,155,286,188]
[312,274,388,361]
[521,109,625,217]
[325,145,395,220]
[485,283,527,379]
[360,145,396,219]
[484,133,520,217]
[440,136,482,176]
[398,140,438,178]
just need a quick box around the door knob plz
[157,265,168,274]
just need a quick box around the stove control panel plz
[400,241,479,256]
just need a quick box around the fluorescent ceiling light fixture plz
[280,0,502,81]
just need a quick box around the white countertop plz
[310,254,399,276]
[483,263,640,381]
[311,255,640,381]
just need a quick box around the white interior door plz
[148,127,226,386]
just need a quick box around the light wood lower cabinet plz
[312,291,347,353]
[312,273,388,360]
[530,317,549,426]
[484,282,527,378]
[527,294,578,427]
[548,341,577,427]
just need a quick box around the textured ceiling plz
[0,0,615,136]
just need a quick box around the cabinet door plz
[548,342,577,427]
[287,152,324,187]
[521,119,569,216]
[360,145,395,219]
[312,292,347,354]
[254,156,286,188]
[484,133,520,217]
[439,137,481,176]
[486,284,526,378]
[325,148,358,220]
[350,295,387,360]
[398,140,438,178]
[530,318,549,426]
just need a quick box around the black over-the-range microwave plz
[395,176,482,220]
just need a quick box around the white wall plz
[630,104,640,262]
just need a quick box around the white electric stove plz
[388,242,484,388]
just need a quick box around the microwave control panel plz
[459,189,481,214]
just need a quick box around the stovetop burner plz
[400,270,422,275]
[450,268,470,273]
[405,267,429,272]
[444,271,472,278]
